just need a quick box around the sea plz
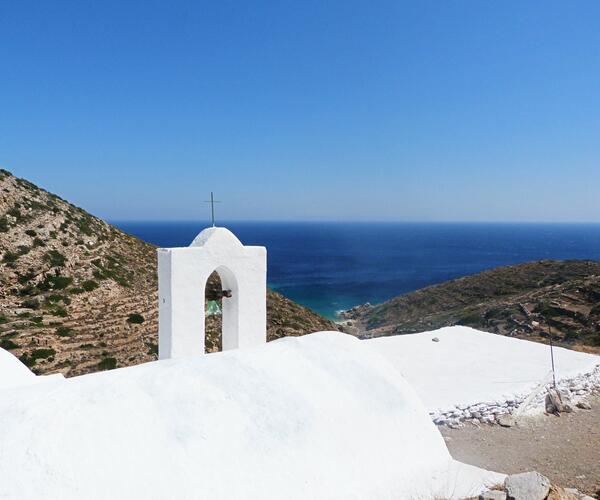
[111,221,600,320]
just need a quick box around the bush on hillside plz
[82,280,99,292]
[127,314,144,324]
[2,251,19,264]
[0,339,18,350]
[44,250,66,267]
[21,299,40,310]
[97,357,117,370]
[19,348,56,367]
[56,326,73,337]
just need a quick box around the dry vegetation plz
[347,260,600,354]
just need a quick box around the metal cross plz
[204,192,221,227]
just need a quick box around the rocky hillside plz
[0,169,337,376]
[343,260,600,352]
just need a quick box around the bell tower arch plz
[158,227,267,359]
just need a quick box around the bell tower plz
[157,226,267,359]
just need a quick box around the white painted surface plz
[158,226,266,359]
[0,348,64,390]
[367,326,600,412]
[0,332,503,500]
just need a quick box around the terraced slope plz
[345,260,600,352]
[0,169,337,376]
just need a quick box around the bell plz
[206,300,222,316]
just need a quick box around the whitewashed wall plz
[158,227,266,359]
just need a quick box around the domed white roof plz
[189,227,243,248]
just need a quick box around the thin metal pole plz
[549,325,556,388]
[211,192,215,227]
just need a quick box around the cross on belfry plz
[204,192,221,227]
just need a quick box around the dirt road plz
[441,396,600,497]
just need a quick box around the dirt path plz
[441,396,600,497]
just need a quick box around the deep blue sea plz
[111,221,600,320]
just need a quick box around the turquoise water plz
[112,221,600,320]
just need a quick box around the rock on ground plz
[505,471,550,500]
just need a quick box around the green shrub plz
[17,245,31,255]
[90,257,132,287]
[0,217,9,232]
[46,293,71,305]
[7,207,22,220]
[51,306,68,317]
[127,313,144,324]
[69,287,85,294]
[56,326,73,337]
[17,271,35,285]
[146,342,158,355]
[33,237,45,247]
[25,229,36,237]
[98,357,117,370]
[0,339,18,350]
[456,311,483,327]
[2,251,18,264]
[0,315,7,324]
[44,250,66,267]
[32,348,55,359]
[21,299,40,310]
[20,348,56,366]
[47,275,73,290]
[36,279,50,292]
[19,284,36,296]
[82,280,99,291]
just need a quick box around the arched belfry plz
[158,227,267,359]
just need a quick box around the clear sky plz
[1,1,599,222]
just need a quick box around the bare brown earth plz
[0,169,338,376]
[345,260,600,354]
[441,396,600,497]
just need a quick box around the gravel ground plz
[441,395,600,497]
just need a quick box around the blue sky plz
[1,1,599,221]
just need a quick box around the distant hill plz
[0,169,337,376]
[343,260,600,352]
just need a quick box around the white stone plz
[504,471,550,500]
[158,227,266,359]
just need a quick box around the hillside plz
[343,260,600,352]
[0,169,337,376]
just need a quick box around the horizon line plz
[108,218,600,225]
